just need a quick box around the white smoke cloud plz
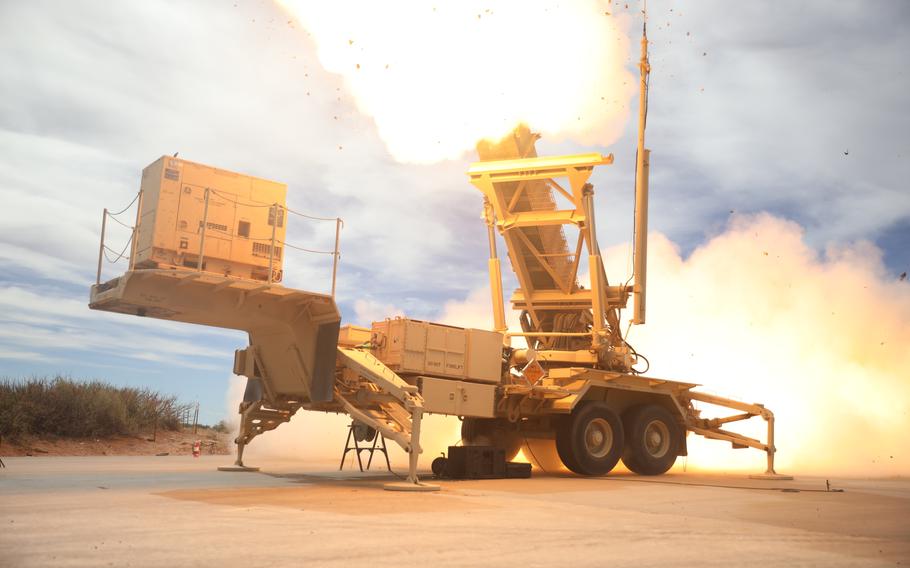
[602,213,910,475]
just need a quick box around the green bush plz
[0,376,193,440]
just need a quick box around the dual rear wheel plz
[620,404,682,475]
[461,402,681,476]
[556,402,682,476]
[556,402,625,475]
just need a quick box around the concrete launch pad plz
[1,456,908,567]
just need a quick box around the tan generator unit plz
[133,156,288,282]
[370,318,503,384]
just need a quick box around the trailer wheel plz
[556,402,624,476]
[461,418,522,461]
[621,404,681,475]
[431,456,448,477]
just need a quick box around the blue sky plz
[1,1,907,425]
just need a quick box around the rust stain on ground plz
[156,483,495,515]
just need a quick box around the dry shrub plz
[0,376,192,440]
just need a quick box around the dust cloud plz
[225,374,461,469]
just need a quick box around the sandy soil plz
[1,456,907,567]
[0,426,231,457]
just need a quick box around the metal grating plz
[252,242,282,260]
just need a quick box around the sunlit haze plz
[278,0,636,162]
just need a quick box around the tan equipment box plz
[133,156,287,282]
[338,324,371,347]
[370,318,503,384]
[419,376,496,418]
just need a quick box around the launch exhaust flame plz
[277,0,636,163]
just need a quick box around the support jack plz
[218,433,260,472]
[383,407,438,492]
[750,471,794,481]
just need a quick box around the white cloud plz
[352,298,405,326]
[1,0,907,441]
[0,349,46,362]
[0,285,238,371]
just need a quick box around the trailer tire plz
[556,402,624,476]
[461,418,522,461]
[431,456,448,477]
[621,404,681,475]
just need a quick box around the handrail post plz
[96,208,108,285]
[268,204,278,285]
[331,217,342,297]
[128,190,144,271]
[197,188,210,272]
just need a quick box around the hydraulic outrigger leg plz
[684,391,793,480]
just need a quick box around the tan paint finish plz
[90,269,338,398]
[370,318,503,384]
[134,156,287,282]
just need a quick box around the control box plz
[370,318,503,384]
[133,156,287,282]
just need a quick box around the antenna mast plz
[632,3,651,324]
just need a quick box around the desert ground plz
[1,455,907,567]
[0,428,231,458]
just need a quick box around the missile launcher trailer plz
[90,140,787,490]
[89,20,788,489]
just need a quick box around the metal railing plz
[95,190,142,285]
[96,188,343,297]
